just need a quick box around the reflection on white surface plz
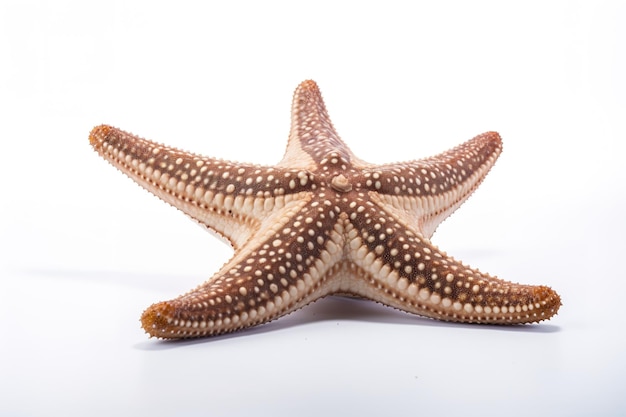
[1,1,625,416]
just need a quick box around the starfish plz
[89,80,561,338]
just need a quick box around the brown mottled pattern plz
[90,80,561,338]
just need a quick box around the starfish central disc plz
[330,174,352,192]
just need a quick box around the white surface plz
[1,1,625,416]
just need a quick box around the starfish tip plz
[89,124,111,148]
[141,301,176,338]
[533,285,562,320]
[299,79,318,88]
[296,79,322,97]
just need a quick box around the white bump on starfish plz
[89,80,561,338]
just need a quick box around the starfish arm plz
[89,125,315,249]
[279,80,361,169]
[347,203,561,324]
[140,201,346,338]
[360,132,503,238]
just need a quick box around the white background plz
[1,1,625,416]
